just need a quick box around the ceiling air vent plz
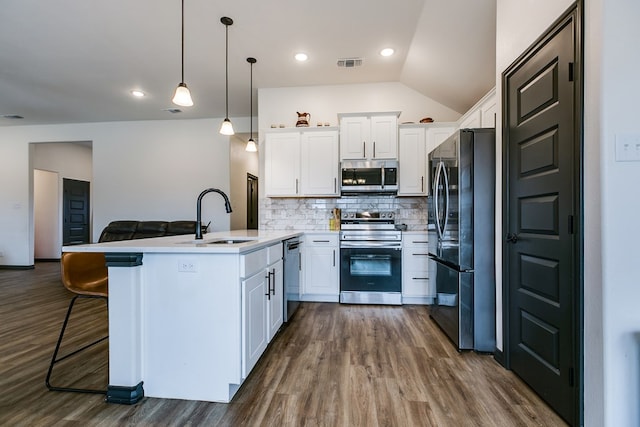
[1,114,24,119]
[162,108,182,114]
[337,58,363,68]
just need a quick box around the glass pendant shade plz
[219,118,235,135]
[172,83,193,107]
[245,138,257,152]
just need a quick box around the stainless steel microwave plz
[340,160,398,195]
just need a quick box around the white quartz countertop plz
[62,229,303,254]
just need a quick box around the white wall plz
[32,142,93,254]
[0,118,235,266]
[229,133,259,230]
[257,82,461,134]
[34,169,59,258]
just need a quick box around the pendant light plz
[245,57,257,152]
[172,0,193,107]
[219,17,235,135]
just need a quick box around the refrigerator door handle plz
[433,161,444,240]
[442,162,450,236]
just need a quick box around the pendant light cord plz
[249,61,253,138]
[180,0,185,83]
[225,23,229,118]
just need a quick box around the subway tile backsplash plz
[260,196,428,231]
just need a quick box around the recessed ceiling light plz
[294,53,308,62]
[131,90,145,97]
[380,48,395,57]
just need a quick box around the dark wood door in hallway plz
[0,262,566,426]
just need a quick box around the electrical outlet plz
[178,259,197,273]
[615,133,640,162]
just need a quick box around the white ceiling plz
[0,0,496,127]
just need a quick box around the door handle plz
[270,269,276,295]
[506,233,519,244]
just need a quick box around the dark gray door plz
[503,8,580,425]
[247,174,258,230]
[63,178,90,245]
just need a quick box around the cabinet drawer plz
[403,251,430,271]
[266,242,283,265]
[304,234,338,246]
[240,248,267,278]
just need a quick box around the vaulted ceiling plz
[0,0,496,127]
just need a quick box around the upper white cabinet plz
[398,123,456,196]
[300,131,340,196]
[457,87,496,130]
[398,126,427,196]
[265,128,339,197]
[339,112,400,160]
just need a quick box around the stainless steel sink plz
[207,239,255,245]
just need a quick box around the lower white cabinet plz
[300,233,339,302]
[241,242,283,378]
[402,232,434,304]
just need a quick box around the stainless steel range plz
[339,211,402,305]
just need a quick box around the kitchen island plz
[63,229,301,404]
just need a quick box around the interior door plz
[503,8,580,425]
[62,178,90,245]
[246,174,258,230]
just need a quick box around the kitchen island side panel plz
[141,253,243,402]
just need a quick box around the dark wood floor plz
[0,262,566,426]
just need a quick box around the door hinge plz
[568,62,574,82]
[568,367,575,386]
[568,215,575,234]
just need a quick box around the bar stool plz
[45,252,109,394]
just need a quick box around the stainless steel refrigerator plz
[427,128,496,352]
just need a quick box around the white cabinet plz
[241,242,283,378]
[339,112,400,160]
[457,87,496,130]
[300,233,339,302]
[242,271,268,378]
[398,124,456,196]
[402,232,434,304]
[398,126,427,196]
[300,131,340,196]
[265,129,339,197]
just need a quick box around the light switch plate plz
[615,133,640,162]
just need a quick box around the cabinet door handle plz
[412,277,429,280]
[412,241,428,244]
[295,178,299,194]
[412,253,429,256]
[271,269,276,295]
[333,249,336,267]
[363,141,366,158]
[265,272,271,300]
[373,141,376,158]
[313,240,330,243]
[299,252,301,271]
[334,177,337,193]
[421,176,424,193]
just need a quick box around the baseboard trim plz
[106,382,144,405]
[0,265,35,270]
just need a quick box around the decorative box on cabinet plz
[338,112,400,161]
[402,232,434,304]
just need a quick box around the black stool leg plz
[45,294,108,394]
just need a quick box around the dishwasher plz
[283,237,301,321]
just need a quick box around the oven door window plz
[340,247,401,292]
[350,255,392,276]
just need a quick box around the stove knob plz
[388,212,394,219]
[349,213,355,219]
[381,212,387,218]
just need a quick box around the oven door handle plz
[340,241,402,249]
